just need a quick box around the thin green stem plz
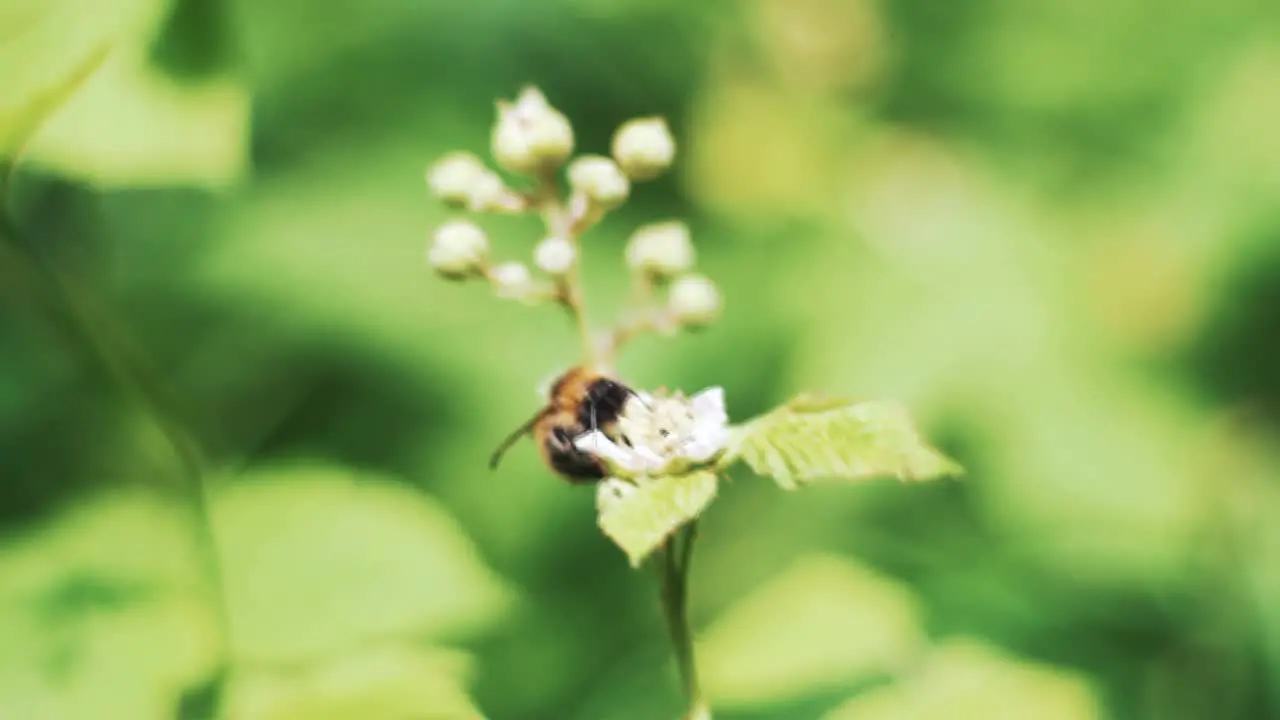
[0,171,232,718]
[659,521,711,720]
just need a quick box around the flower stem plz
[537,174,597,367]
[659,521,711,720]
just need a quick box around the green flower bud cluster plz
[423,85,721,362]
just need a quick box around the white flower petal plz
[574,431,661,475]
[681,431,730,464]
[690,386,728,426]
[631,446,669,474]
[574,431,636,468]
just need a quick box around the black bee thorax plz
[578,378,632,430]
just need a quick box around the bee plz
[489,366,635,482]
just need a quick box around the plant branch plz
[535,174,597,366]
[659,520,711,720]
[599,305,677,366]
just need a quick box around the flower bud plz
[669,274,722,327]
[612,117,675,181]
[567,155,630,210]
[466,170,514,212]
[427,220,489,279]
[534,236,576,275]
[491,86,574,175]
[488,261,534,299]
[425,152,488,207]
[625,221,695,278]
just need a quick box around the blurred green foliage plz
[2,0,1280,718]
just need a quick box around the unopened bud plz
[669,274,722,327]
[625,221,695,277]
[426,152,488,207]
[488,261,535,299]
[612,117,675,181]
[534,236,576,275]
[427,221,489,279]
[466,170,511,211]
[568,155,630,210]
[491,86,574,175]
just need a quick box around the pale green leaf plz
[225,644,486,720]
[700,554,927,710]
[598,471,719,567]
[0,491,219,719]
[823,638,1106,720]
[0,594,221,720]
[211,462,515,663]
[0,0,131,156]
[23,41,249,188]
[725,396,962,490]
[0,490,204,599]
[0,464,509,717]
[2,0,250,188]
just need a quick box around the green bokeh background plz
[2,0,1280,718]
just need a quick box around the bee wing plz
[489,407,550,470]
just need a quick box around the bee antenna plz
[628,389,653,411]
[489,407,549,471]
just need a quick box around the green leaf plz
[210,462,514,663]
[598,471,719,567]
[224,644,486,720]
[724,396,962,490]
[23,40,249,189]
[822,638,1105,720]
[2,0,249,188]
[700,553,927,710]
[0,464,507,718]
[0,0,121,157]
[0,593,221,720]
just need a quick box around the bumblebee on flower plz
[421,85,959,720]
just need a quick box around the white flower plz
[574,386,730,479]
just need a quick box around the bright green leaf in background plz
[699,553,927,710]
[0,0,125,156]
[211,462,514,663]
[224,644,484,720]
[0,492,216,720]
[598,471,719,567]
[1,0,248,188]
[0,462,511,718]
[727,397,962,490]
[0,596,220,720]
[824,638,1106,720]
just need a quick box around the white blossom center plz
[574,386,730,480]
